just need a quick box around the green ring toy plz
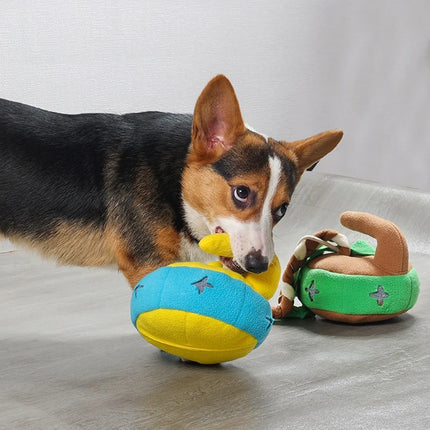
[273,211,420,323]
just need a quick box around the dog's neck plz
[177,200,212,263]
[181,200,211,241]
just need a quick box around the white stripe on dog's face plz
[212,155,282,271]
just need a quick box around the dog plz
[0,75,343,287]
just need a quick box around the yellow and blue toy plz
[130,233,280,364]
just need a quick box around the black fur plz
[212,139,298,195]
[0,98,192,254]
[212,143,270,179]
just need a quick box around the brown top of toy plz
[308,211,411,276]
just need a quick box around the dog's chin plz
[219,256,246,275]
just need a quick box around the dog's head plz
[182,75,343,273]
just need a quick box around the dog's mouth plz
[215,226,246,275]
[220,256,246,275]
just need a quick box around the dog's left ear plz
[287,129,343,174]
[190,75,247,164]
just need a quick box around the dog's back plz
[0,98,192,267]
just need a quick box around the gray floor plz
[1,172,429,430]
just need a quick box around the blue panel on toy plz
[130,265,274,348]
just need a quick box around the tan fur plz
[183,125,296,228]
[113,243,159,287]
[182,164,276,223]
[8,222,116,266]
[272,179,293,211]
[154,225,181,263]
[281,129,344,173]
[190,75,247,165]
[105,224,182,287]
[185,168,292,225]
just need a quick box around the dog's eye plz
[273,203,288,222]
[232,186,250,207]
[233,186,250,202]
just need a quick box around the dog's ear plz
[286,129,343,174]
[190,75,247,163]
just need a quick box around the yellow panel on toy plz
[130,233,280,364]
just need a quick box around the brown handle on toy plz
[340,211,409,275]
[272,229,350,319]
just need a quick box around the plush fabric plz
[298,263,419,316]
[131,264,274,364]
[274,211,420,323]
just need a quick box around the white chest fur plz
[178,232,212,263]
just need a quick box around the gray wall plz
[1,0,429,190]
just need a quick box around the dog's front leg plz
[115,247,160,288]
[112,227,181,288]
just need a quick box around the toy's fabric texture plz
[273,211,420,323]
[131,233,280,364]
[198,233,280,299]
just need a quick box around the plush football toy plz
[272,211,420,323]
[131,233,280,364]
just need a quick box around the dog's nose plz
[244,250,269,273]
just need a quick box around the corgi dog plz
[0,75,342,287]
